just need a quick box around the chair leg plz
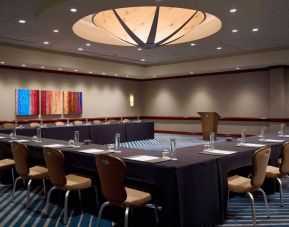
[26,179,32,208]
[63,190,70,225]
[124,207,130,227]
[145,203,159,225]
[42,178,46,196]
[246,192,256,227]
[96,201,110,227]
[44,186,57,215]
[11,168,15,184]
[277,178,284,207]
[258,188,270,218]
[78,190,82,209]
[11,176,22,202]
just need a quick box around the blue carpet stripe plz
[0,186,112,227]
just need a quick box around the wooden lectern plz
[198,112,221,140]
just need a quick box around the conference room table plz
[0,132,287,227]
[0,121,154,144]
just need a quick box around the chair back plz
[11,142,29,177]
[108,119,117,124]
[95,154,127,205]
[93,120,102,124]
[43,148,67,187]
[280,142,289,174]
[2,123,15,128]
[123,119,130,123]
[251,146,271,189]
[55,121,64,126]
[30,122,40,128]
[73,120,82,126]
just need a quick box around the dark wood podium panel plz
[198,112,221,140]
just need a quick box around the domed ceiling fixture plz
[73,6,222,49]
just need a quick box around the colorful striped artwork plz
[15,89,40,116]
[41,90,63,115]
[63,91,82,114]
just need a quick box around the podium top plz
[197,112,221,118]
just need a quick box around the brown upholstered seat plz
[73,120,82,125]
[29,122,40,128]
[265,142,289,207]
[0,158,15,184]
[43,148,94,225]
[11,142,48,208]
[2,123,15,128]
[95,154,158,227]
[55,121,65,126]
[93,120,102,124]
[228,146,271,227]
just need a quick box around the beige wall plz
[0,68,142,120]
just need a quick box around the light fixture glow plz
[129,94,135,107]
[74,69,78,72]
[70,8,77,13]
[89,71,92,74]
[85,43,91,46]
[230,8,237,13]
[137,47,142,51]
[58,68,62,70]
[141,59,146,62]
[53,29,59,33]
[232,29,238,33]
[18,19,26,24]
[0,61,4,64]
[78,47,83,51]
[102,72,106,75]
[236,67,240,70]
[73,6,222,49]
[21,64,26,67]
[252,28,259,32]
[190,43,196,46]
[43,41,50,45]
[41,66,45,69]
[216,46,222,50]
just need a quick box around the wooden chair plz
[43,148,96,224]
[228,146,271,226]
[55,121,65,126]
[0,158,15,185]
[93,120,102,124]
[95,154,158,227]
[2,123,15,128]
[29,122,40,128]
[73,120,82,126]
[265,142,289,207]
[108,119,117,124]
[11,142,48,208]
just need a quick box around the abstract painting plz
[63,91,82,114]
[41,90,63,115]
[15,89,40,116]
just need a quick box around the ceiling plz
[0,0,289,77]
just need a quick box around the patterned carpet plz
[0,185,112,227]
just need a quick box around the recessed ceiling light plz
[114,73,118,76]
[74,69,78,72]
[230,8,237,13]
[58,68,62,71]
[78,47,83,51]
[41,66,45,69]
[102,72,106,75]
[53,29,59,33]
[236,67,240,70]
[137,48,142,51]
[252,28,259,32]
[21,64,26,67]
[190,43,196,46]
[18,19,26,24]
[0,61,4,64]
[70,8,77,13]
[141,58,146,62]
[126,75,129,78]
[85,43,91,46]
[152,75,157,78]
[89,71,92,74]
[232,29,238,33]
[190,72,194,74]
[43,41,50,45]
[216,46,222,50]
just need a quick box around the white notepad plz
[236,143,265,148]
[125,155,160,161]
[205,149,236,155]
[42,144,66,148]
[259,139,285,143]
[76,149,106,154]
